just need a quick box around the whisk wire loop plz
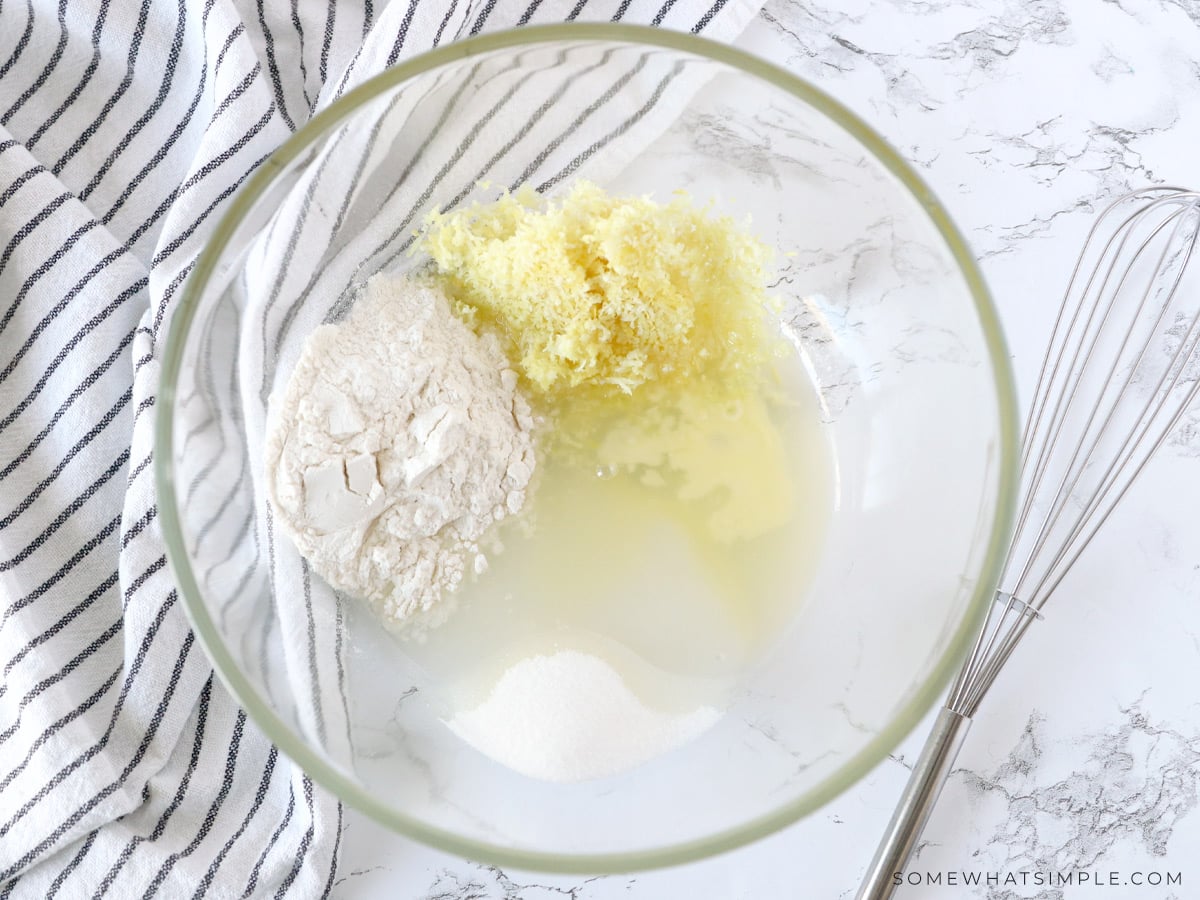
[956,187,1200,715]
[1014,201,1200,607]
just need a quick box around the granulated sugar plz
[446,650,719,782]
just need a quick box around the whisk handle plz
[854,706,972,900]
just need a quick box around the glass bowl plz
[156,23,1017,873]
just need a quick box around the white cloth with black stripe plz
[0,0,764,896]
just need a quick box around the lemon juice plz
[402,345,833,727]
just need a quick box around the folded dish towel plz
[0,0,763,895]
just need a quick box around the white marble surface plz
[336,1,1200,897]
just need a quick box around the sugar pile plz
[447,650,719,782]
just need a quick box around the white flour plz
[448,651,720,782]
[264,273,536,629]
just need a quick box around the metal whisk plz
[857,187,1200,900]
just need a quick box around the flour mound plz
[264,274,536,629]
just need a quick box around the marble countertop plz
[337,1,1200,896]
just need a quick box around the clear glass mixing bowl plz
[156,24,1018,872]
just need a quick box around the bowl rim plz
[155,21,1019,874]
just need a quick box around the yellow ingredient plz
[417,180,797,543]
[418,181,777,400]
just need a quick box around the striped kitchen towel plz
[0,0,764,896]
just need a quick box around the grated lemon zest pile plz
[418,181,776,403]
